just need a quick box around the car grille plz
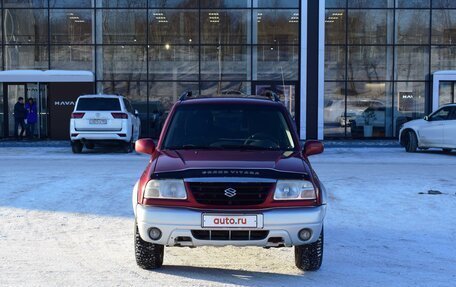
[188,182,273,206]
[191,230,269,241]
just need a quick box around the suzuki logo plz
[224,188,237,198]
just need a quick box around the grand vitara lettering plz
[201,170,261,176]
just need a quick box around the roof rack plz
[221,89,247,96]
[178,89,281,103]
[179,90,193,101]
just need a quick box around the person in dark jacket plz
[25,98,38,139]
[14,97,27,139]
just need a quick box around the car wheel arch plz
[401,128,419,146]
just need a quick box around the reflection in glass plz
[49,0,92,7]
[255,84,296,118]
[4,9,48,44]
[395,46,429,81]
[100,0,146,8]
[325,10,345,44]
[348,10,391,44]
[102,10,147,44]
[5,45,49,70]
[396,10,429,44]
[394,82,426,131]
[433,0,456,8]
[324,82,346,137]
[348,0,392,8]
[397,0,430,8]
[100,46,147,81]
[148,81,199,138]
[257,0,299,8]
[255,45,298,81]
[201,46,249,81]
[201,10,248,44]
[431,46,456,72]
[200,0,250,8]
[51,10,93,44]
[101,81,148,136]
[255,10,299,45]
[439,82,454,106]
[149,0,198,8]
[3,0,47,8]
[149,45,198,81]
[326,0,346,8]
[150,82,199,110]
[325,46,345,81]
[149,10,198,44]
[348,46,392,81]
[201,82,251,97]
[432,10,456,44]
[51,46,93,70]
[344,82,392,138]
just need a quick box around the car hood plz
[151,150,309,178]
[403,118,426,128]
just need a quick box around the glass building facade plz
[325,0,456,138]
[0,0,301,138]
[3,0,456,140]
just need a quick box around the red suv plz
[132,94,327,271]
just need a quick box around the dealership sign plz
[54,101,75,106]
[398,91,416,112]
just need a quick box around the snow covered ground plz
[0,146,455,287]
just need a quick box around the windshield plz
[162,104,296,151]
[76,98,121,111]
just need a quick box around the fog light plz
[148,227,162,240]
[298,228,312,241]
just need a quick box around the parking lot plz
[0,146,455,287]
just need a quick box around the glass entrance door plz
[7,84,26,137]
[4,83,48,138]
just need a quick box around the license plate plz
[89,119,107,125]
[202,214,258,228]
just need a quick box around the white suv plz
[399,104,456,153]
[70,95,141,153]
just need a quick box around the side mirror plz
[134,109,139,116]
[135,138,155,155]
[303,140,324,157]
[424,116,429,121]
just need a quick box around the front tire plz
[71,141,83,153]
[405,131,418,153]
[295,228,324,271]
[134,224,164,270]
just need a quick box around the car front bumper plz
[136,205,326,247]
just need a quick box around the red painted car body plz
[133,96,326,271]
[135,97,324,210]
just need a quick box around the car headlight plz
[274,180,316,200]
[144,179,187,200]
